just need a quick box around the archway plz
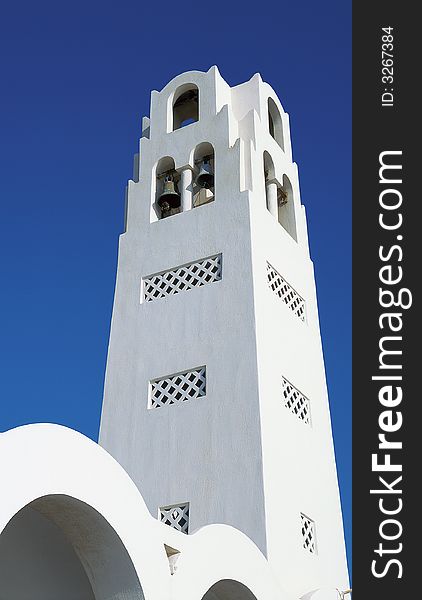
[267,97,284,150]
[172,84,199,130]
[202,579,258,600]
[0,494,144,600]
[277,174,297,241]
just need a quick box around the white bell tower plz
[99,67,349,598]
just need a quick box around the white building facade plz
[0,68,349,600]
[99,67,349,598]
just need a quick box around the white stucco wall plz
[97,67,349,598]
[100,68,268,551]
[0,424,293,600]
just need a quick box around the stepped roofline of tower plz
[140,66,292,168]
[155,68,287,116]
[145,67,287,130]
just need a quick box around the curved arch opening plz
[278,174,297,241]
[263,151,276,214]
[267,98,284,150]
[263,151,275,182]
[263,153,297,241]
[0,494,144,600]
[173,84,199,130]
[193,142,215,208]
[202,579,258,600]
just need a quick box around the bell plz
[196,159,214,189]
[157,176,181,211]
[277,188,288,206]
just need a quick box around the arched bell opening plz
[267,97,284,151]
[0,494,144,600]
[277,174,297,241]
[173,84,199,130]
[202,579,259,600]
[192,142,215,208]
[263,153,297,241]
[155,156,181,220]
[263,151,276,214]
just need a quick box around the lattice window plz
[282,377,311,425]
[149,367,206,409]
[142,254,222,302]
[160,503,189,534]
[266,262,306,322]
[301,513,317,554]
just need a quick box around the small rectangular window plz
[149,367,206,409]
[142,254,222,303]
[266,262,306,322]
[160,503,190,534]
[282,377,311,425]
[301,513,317,554]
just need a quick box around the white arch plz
[172,83,199,130]
[0,424,169,600]
[0,424,296,600]
[267,97,284,151]
[0,494,144,600]
[171,524,293,600]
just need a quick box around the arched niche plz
[263,151,275,181]
[0,494,144,600]
[263,153,297,241]
[193,142,215,208]
[202,579,258,600]
[172,84,199,130]
[263,151,276,213]
[278,174,297,241]
[267,97,284,150]
[154,156,181,220]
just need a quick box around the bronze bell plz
[277,188,288,206]
[196,159,214,189]
[157,175,181,211]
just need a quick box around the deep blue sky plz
[0,0,351,574]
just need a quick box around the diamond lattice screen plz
[143,255,222,302]
[301,513,316,554]
[150,367,206,409]
[160,503,189,534]
[266,262,306,321]
[282,377,311,425]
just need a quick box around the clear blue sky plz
[0,0,351,574]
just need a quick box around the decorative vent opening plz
[266,262,306,322]
[301,513,317,554]
[282,377,311,425]
[164,544,181,575]
[149,366,206,409]
[142,254,222,303]
[160,503,189,534]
